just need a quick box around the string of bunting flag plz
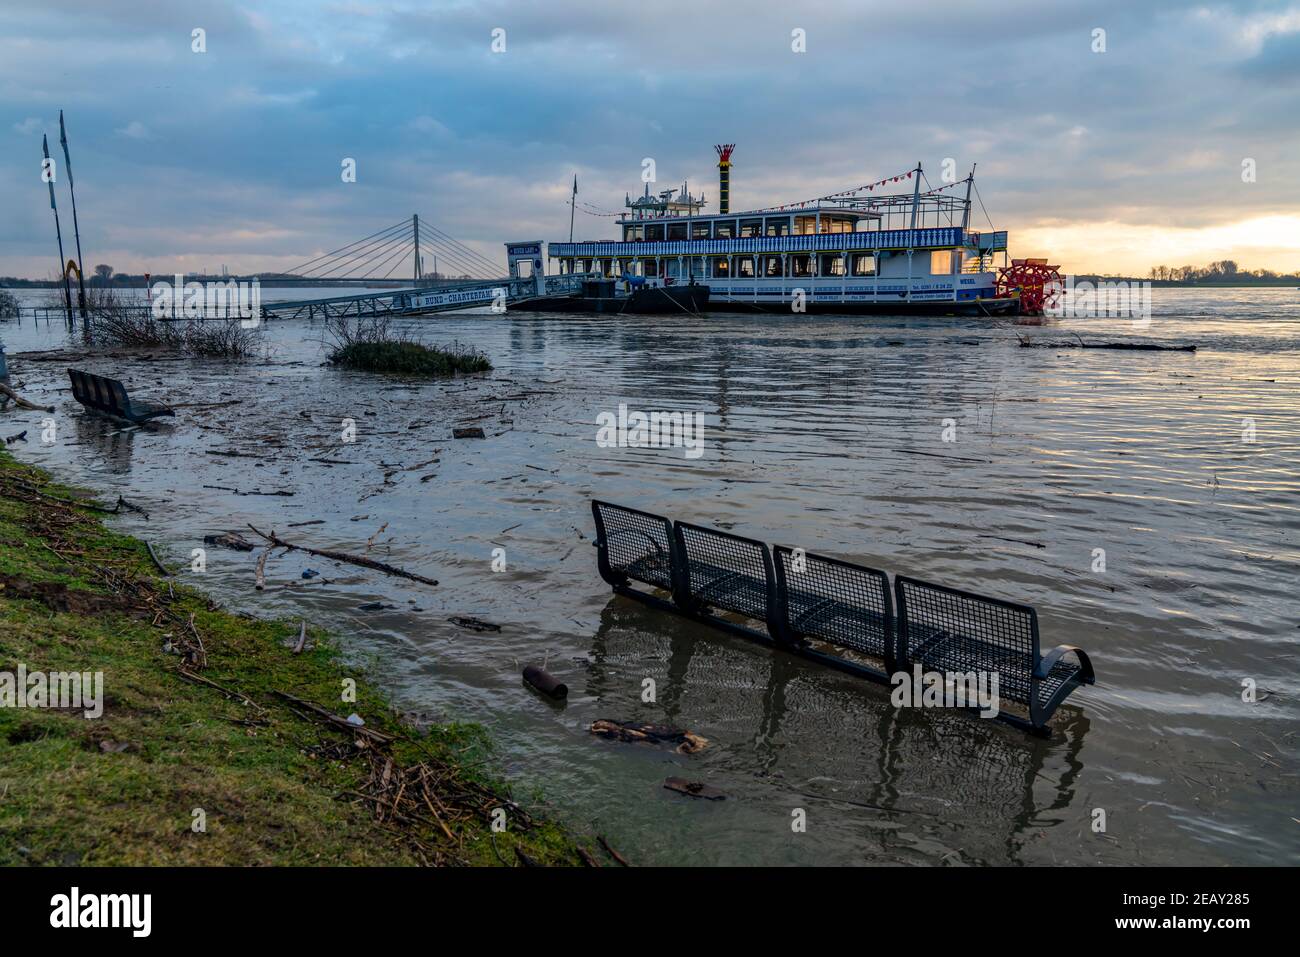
[568,199,624,217]
[743,168,917,213]
[920,179,968,195]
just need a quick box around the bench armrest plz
[1034,644,1095,685]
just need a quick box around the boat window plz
[712,258,730,278]
[739,218,764,237]
[930,250,955,274]
[851,254,875,276]
[667,222,688,241]
[790,254,813,277]
[624,225,643,242]
[713,219,736,238]
[692,221,711,239]
[645,224,665,242]
[763,255,784,277]
[765,217,791,236]
[793,215,816,235]
[820,254,846,277]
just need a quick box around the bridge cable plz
[281,219,412,277]
[299,223,414,279]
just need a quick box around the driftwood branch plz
[247,524,438,586]
[145,541,172,576]
[272,690,394,744]
[1018,337,1196,352]
[0,382,54,412]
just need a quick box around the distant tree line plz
[1147,260,1298,282]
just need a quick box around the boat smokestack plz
[714,144,735,215]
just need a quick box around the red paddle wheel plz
[996,258,1062,316]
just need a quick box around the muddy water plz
[3,286,1297,866]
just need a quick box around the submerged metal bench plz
[674,522,778,638]
[591,499,1095,734]
[775,546,897,677]
[895,576,1095,733]
[67,368,175,424]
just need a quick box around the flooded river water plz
[3,286,1297,865]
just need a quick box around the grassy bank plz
[0,452,579,866]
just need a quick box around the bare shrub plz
[80,288,261,359]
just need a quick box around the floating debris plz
[203,532,255,552]
[449,615,501,633]
[452,427,486,439]
[590,719,708,754]
[663,777,726,801]
[522,664,568,699]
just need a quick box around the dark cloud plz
[1,0,1298,275]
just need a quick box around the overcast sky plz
[2,0,1298,278]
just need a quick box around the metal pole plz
[961,163,976,232]
[59,111,88,320]
[413,214,420,284]
[569,174,577,243]
[43,134,74,326]
[909,161,922,231]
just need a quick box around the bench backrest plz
[105,378,133,415]
[895,575,1040,684]
[67,368,129,417]
[673,521,776,625]
[67,369,88,403]
[774,546,894,663]
[591,500,677,592]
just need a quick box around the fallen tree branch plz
[247,524,438,586]
[0,382,54,412]
[272,690,394,744]
[145,541,172,576]
[1018,337,1196,352]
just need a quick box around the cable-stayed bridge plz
[256,216,584,320]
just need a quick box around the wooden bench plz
[67,368,175,424]
[894,576,1095,732]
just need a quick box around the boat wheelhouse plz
[545,148,1014,315]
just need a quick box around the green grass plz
[0,453,579,866]
[330,341,492,376]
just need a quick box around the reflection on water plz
[1,286,1297,865]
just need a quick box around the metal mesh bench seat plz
[589,500,1096,735]
[68,368,175,424]
[592,501,679,606]
[895,576,1094,730]
[673,522,777,635]
[774,546,896,671]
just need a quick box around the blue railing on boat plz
[548,227,1007,259]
